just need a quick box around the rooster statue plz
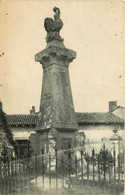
[44,7,63,43]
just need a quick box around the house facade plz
[0,101,124,151]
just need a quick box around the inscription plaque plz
[56,70,71,123]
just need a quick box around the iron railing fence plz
[0,142,124,195]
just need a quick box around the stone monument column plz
[31,7,78,154]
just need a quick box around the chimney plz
[32,106,35,114]
[30,106,35,114]
[109,101,117,111]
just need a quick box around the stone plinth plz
[30,39,78,154]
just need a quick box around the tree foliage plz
[0,101,17,155]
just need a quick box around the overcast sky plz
[0,1,125,114]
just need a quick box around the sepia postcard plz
[0,1,124,195]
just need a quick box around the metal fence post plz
[26,142,30,195]
[108,152,111,194]
[92,148,95,183]
[113,147,116,195]
[49,153,51,189]
[35,154,38,195]
[41,148,45,191]
[61,154,64,188]
[75,155,77,180]
[85,152,89,182]
[7,158,10,194]
[18,146,21,195]
[55,145,58,191]
[80,149,84,184]
[98,154,100,183]
[118,138,121,194]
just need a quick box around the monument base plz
[30,128,78,154]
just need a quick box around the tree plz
[0,101,17,155]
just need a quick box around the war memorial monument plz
[30,7,78,154]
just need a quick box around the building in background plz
[0,101,124,147]
[108,101,124,119]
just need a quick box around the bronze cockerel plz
[44,7,63,42]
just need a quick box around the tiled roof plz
[0,112,124,126]
[76,112,124,124]
[6,114,37,126]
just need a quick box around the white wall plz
[11,126,35,140]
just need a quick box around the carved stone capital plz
[35,45,76,69]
